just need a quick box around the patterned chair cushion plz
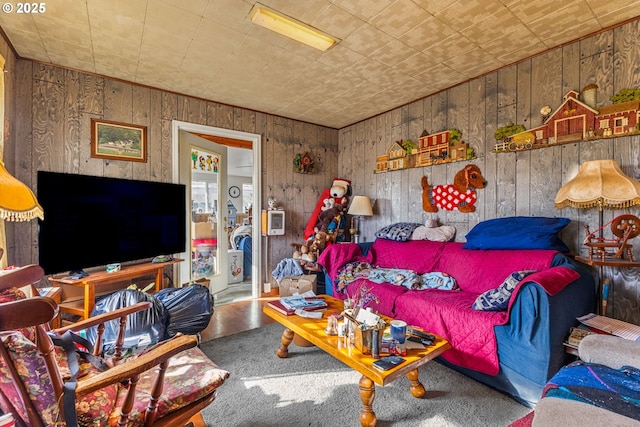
[0,331,119,426]
[107,347,229,426]
[1,331,228,427]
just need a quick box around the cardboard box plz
[194,213,213,223]
[279,274,317,297]
[192,222,217,239]
[228,250,243,283]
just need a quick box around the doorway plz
[171,121,262,302]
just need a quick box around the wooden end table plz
[263,295,451,427]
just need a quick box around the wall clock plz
[228,185,240,198]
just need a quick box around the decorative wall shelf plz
[494,86,640,153]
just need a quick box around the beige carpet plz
[199,323,530,426]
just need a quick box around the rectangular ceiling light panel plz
[249,3,338,51]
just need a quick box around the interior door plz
[179,131,229,294]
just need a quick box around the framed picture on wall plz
[91,119,147,162]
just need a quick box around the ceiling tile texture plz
[1,0,639,128]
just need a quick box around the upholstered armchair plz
[0,265,229,427]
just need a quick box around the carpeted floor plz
[199,323,530,426]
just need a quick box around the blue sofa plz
[319,239,596,407]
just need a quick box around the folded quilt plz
[542,360,640,421]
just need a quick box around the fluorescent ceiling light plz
[249,3,338,51]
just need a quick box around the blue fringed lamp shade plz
[0,161,43,222]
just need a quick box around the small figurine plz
[267,196,278,210]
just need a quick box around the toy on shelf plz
[584,214,640,262]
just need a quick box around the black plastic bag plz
[155,284,214,337]
[88,289,168,352]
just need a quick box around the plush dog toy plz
[421,164,487,213]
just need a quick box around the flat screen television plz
[37,171,187,275]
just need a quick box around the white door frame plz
[171,120,262,298]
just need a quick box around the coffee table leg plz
[276,328,294,358]
[406,369,426,398]
[358,375,376,427]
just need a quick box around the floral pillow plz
[473,270,536,311]
[375,222,422,242]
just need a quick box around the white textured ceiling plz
[1,0,640,129]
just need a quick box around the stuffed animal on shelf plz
[421,164,487,213]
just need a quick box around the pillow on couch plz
[473,270,536,311]
[375,222,423,242]
[463,216,571,252]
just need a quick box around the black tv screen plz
[37,171,186,274]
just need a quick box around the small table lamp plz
[347,196,373,243]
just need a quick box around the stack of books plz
[268,293,328,316]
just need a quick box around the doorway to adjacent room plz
[171,121,262,304]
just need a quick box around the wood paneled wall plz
[4,18,640,323]
[339,20,640,323]
[5,57,339,281]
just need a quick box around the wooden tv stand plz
[49,259,181,321]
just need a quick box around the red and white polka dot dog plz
[421,164,487,213]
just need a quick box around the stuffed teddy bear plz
[316,204,345,234]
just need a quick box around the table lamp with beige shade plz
[554,159,640,314]
[347,196,373,244]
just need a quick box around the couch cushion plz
[473,270,536,311]
[463,216,571,252]
[369,239,444,272]
[431,242,558,294]
[394,289,508,375]
[343,280,407,317]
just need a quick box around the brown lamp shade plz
[0,161,43,221]
[554,160,640,210]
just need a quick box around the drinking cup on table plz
[390,320,413,344]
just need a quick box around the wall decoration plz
[90,119,147,162]
[494,85,640,153]
[191,148,219,173]
[293,152,314,173]
[375,129,475,173]
[421,164,487,213]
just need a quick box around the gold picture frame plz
[91,119,147,162]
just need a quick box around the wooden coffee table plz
[263,295,451,427]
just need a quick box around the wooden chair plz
[0,266,229,427]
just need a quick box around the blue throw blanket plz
[543,360,640,420]
[335,262,458,293]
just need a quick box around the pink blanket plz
[319,240,579,375]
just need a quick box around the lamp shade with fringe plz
[554,159,640,210]
[0,161,43,221]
